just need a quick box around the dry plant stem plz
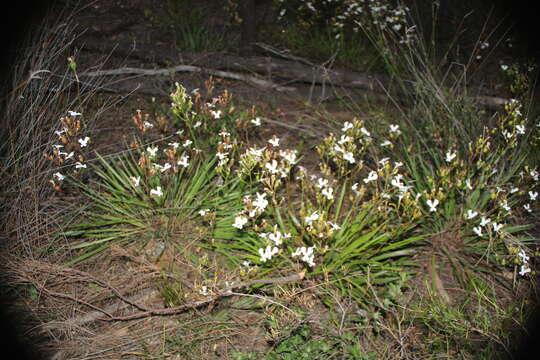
[101,272,306,321]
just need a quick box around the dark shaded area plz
[1,3,55,360]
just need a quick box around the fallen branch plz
[101,271,306,321]
[81,65,296,93]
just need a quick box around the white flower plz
[232,215,249,229]
[159,163,171,173]
[216,152,228,161]
[530,170,539,181]
[253,192,268,213]
[147,146,158,157]
[64,151,75,160]
[363,170,378,183]
[75,162,87,169]
[342,122,353,132]
[328,222,341,231]
[500,200,512,214]
[175,129,185,135]
[259,245,279,262]
[177,155,190,168]
[516,125,526,135]
[492,222,503,232]
[466,210,478,220]
[480,216,491,227]
[265,159,279,174]
[219,130,230,137]
[501,64,509,71]
[52,144,63,150]
[338,135,352,145]
[268,136,280,147]
[317,178,329,189]
[248,147,264,157]
[378,157,390,166]
[291,246,316,267]
[445,150,457,163]
[251,117,262,126]
[519,265,531,276]
[529,191,538,201]
[473,226,483,237]
[465,179,473,190]
[426,199,439,213]
[193,121,202,128]
[169,142,180,149]
[510,187,519,194]
[389,124,401,135]
[78,136,90,147]
[394,162,403,169]
[518,249,530,264]
[129,176,141,186]
[210,110,222,119]
[380,140,392,147]
[199,209,210,216]
[343,151,355,164]
[279,150,298,164]
[53,172,65,181]
[67,110,82,116]
[321,187,334,200]
[183,140,193,148]
[143,121,154,129]
[54,129,66,136]
[524,203,532,213]
[305,211,319,226]
[242,260,251,267]
[150,186,163,197]
[360,127,371,137]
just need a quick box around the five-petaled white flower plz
[291,246,316,267]
[75,162,87,169]
[342,122,353,132]
[259,245,279,262]
[305,211,319,226]
[53,172,65,181]
[268,136,280,147]
[516,125,526,135]
[265,159,279,174]
[129,176,141,186]
[389,124,401,135]
[473,226,483,237]
[232,215,249,229]
[343,151,355,164]
[78,136,90,147]
[480,216,491,227]
[251,117,262,126]
[445,150,457,163]
[199,209,210,217]
[147,146,158,157]
[321,187,334,200]
[524,203,532,213]
[253,192,269,213]
[143,121,154,129]
[183,140,193,148]
[380,140,392,147]
[150,186,163,197]
[177,155,189,168]
[466,210,478,220]
[426,199,439,212]
[210,110,222,119]
[529,191,538,201]
[360,127,371,137]
[363,170,378,183]
[492,222,503,232]
[519,265,531,276]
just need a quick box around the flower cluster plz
[45,111,90,190]
[276,0,414,43]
